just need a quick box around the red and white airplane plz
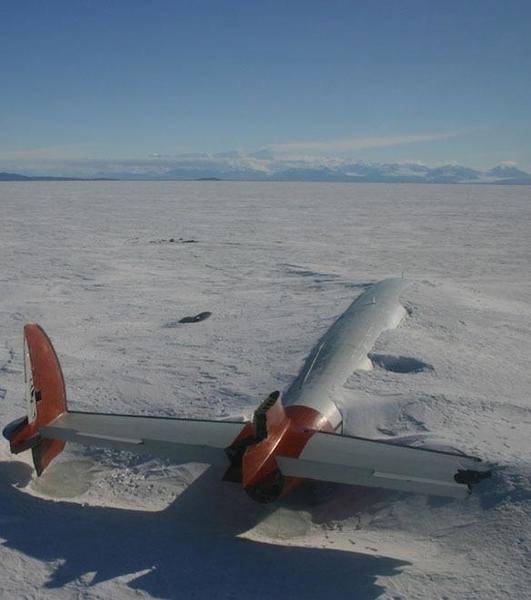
[3,279,490,502]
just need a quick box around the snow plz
[0,181,529,599]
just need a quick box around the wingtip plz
[454,468,492,487]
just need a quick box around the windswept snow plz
[0,181,529,599]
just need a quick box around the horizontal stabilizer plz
[41,411,246,466]
[277,431,490,498]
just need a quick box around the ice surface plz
[0,182,529,598]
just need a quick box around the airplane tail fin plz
[277,431,490,498]
[3,324,68,475]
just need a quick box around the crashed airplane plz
[3,278,490,503]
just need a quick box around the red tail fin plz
[3,324,67,475]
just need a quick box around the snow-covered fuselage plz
[225,278,407,501]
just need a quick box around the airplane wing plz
[277,430,489,498]
[3,323,246,474]
[41,411,244,466]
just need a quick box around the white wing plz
[277,431,489,498]
[41,411,245,466]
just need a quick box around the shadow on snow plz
[0,460,409,599]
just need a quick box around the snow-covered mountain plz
[1,154,530,183]
[486,164,531,180]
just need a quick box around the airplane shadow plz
[0,461,409,599]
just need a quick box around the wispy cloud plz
[266,132,460,155]
[0,142,103,160]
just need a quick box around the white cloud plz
[266,132,459,155]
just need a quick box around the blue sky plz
[1,0,531,169]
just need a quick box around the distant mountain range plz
[0,172,110,182]
[2,156,530,184]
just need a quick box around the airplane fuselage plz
[225,278,407,501]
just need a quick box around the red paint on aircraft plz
[225,393,334,502]
[7,324,67,474]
